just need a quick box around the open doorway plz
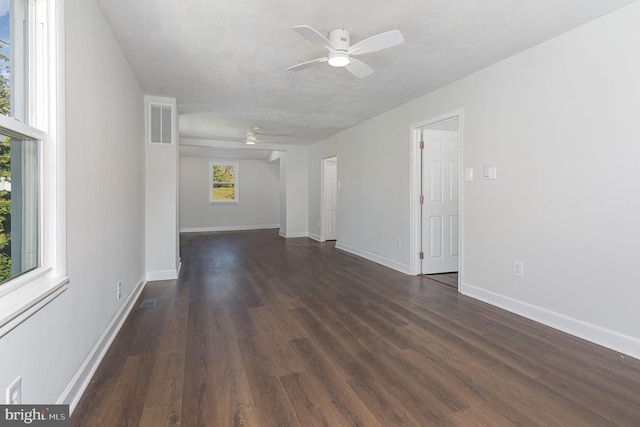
[410,112,462,288]
[321,156,338,241]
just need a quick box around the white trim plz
[180,224,279,233]
[146,269,179,281]
[335,241,412,275]
[409,126,421,275]
[61,276,146,413]
[0,116,47,140]
[0,275,68,338]
[53,0,67,280]
[279,231,308,239]
[308,232,322,242]
[409,109,464,277]
[460,282,640,360]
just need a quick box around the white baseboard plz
[60,276,147,413]
[146,269,178,281]
[460,282,640,360]
[180,224,279,233]
[335,242,412,275]
[307,233,323,242]
[279,231,309,238]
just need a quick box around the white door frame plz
[409,110,464,280]
[320,156,338,242]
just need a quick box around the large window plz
[209,161,239,203]
[0,0,62,302]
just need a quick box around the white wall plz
[281,146,309,238]
[0,0,145,405]
[179,156,280,231]
[310,106,412,272]
[308,2,640,357]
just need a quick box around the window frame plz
[0,0,67,337]
[209,160,239,204]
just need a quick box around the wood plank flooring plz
[423,273,458,288]
[71,230,640,426]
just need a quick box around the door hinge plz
[419,140,424,149]
[419,252,424,260]
[420,195,424,204]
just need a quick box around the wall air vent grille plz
[149,103,173,144]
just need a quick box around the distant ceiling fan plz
[222,128,275,145]
[287,25,404,78]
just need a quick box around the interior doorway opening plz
[321,156,338,242]
[410,111,463,288]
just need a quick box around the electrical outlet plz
[6,376,21,404]
[396,237,402,248]
[116,282,122,300]
[513,261,524,278]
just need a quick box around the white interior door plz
[421,129,459,274]
[324,158,338,241]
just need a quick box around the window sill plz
[0,274,70,338]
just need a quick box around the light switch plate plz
[465,168,473,182]
[484,163,491,178]
[488,167,497,179]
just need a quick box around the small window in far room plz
[209,161,239,203]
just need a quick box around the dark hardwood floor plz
[71,230,640,426]
[424,272,458,288]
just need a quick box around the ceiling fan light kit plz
[245,132,257,145]
[328,52,350,67]
[287,25,404,78]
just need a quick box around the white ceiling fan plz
[222,128,276,145]
[287,25,404,78]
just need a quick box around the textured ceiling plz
[97,0,637,148]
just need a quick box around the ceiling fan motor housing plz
[328,29,350,51]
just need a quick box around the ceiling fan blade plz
[293,25,334,50]
[345,58,374,78]
[218,138,246,142]
[349,30,404,56]
[286,57,327,71]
